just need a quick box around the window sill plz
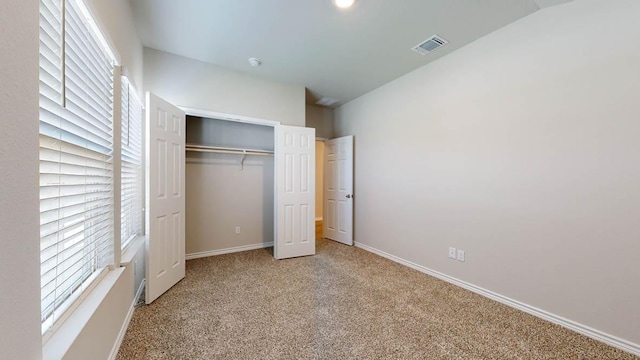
[121,235,146,266]
[42,268,125,360]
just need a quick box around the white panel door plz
[145,92,185,304]
[274,125,315,259]
[324,136,354,245]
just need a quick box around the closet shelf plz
[185,144,273,170]
[186,144,273,155]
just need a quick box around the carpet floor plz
[117,239,637,360]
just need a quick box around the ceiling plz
[131,0,568,107]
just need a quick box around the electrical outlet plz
[457,249,465,262]
[448,247,456,259]
[235,226,241,234]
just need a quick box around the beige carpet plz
[117,239,637,359]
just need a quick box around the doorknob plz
[346,194,352,199]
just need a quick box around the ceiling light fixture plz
[333,0,356,9]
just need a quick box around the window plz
[120,77,143,249]
[39,0,116,333]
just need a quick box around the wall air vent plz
[411,35,448,55]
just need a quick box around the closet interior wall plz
[185,116,274,256]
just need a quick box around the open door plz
[324,135,354,245]
[274,125,316,259]
[145,92,186,303]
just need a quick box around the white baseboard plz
[354,242,640,357]
[186,242,274,260]
[108,279,145,360]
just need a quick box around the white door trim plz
[323,135,354,245]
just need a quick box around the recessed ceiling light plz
[333,0,356,9]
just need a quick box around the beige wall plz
[315,141,325,220]
[335,0,640,347]
[144,48,305,126]
[0,0,41,359]
[186,156,274,254]
[305,104,332,221]
[306,104,334,139]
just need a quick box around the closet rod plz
[185,148,273,156]
[185,144,273,156]
[186,144,273,170]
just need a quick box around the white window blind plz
[121,77,143,249]
[39,0,115,332]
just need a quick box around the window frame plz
[38,0,143,338]
[119,76,144,250]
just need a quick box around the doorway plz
[315,135,354,245]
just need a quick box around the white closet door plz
[324,135,354,245]
[145,92,186,304]
[274,125,315,259]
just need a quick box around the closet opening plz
[185,115,275,259]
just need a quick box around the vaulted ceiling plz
[131,0,570,106]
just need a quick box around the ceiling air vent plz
[411,35,448,55]
[316,97,339,107]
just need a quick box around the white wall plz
[335,0,640,350]
[0,1,41,359]
[144,48,305,126]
